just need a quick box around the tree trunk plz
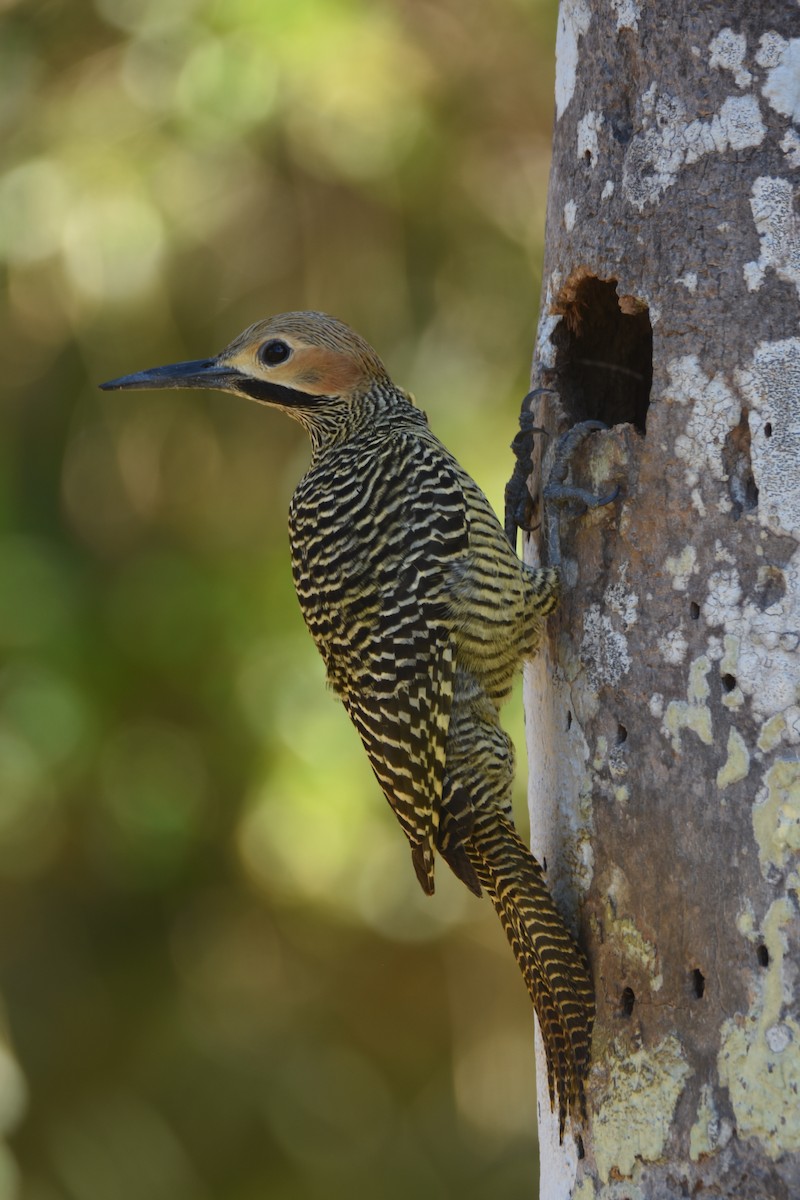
[523,2,800,1196]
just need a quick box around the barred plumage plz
[101,310,594,1137]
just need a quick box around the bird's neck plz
[302,384,427,459]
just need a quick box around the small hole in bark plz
[691,968,705,999]
[550,275,652,433]
[576,1135,585,1159]
[620,986,636,1017]
[757,944,769,968]
[566,710,572,730]
[764,422,772,438]
[616,722,628,745]
[755,566,786,611]
[542,856,548,873]
[690,602,700,620]
[721,673,736,693]
[723,409,759,519]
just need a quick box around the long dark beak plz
[99,357,245,394]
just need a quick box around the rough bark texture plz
[522,3,800,1197]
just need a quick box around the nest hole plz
[691,968,705,999]
[550,275,652,433]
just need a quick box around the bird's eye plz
[258,339,292,367]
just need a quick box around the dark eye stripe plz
[258,339,292,366]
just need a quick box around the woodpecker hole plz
[616,722,628,745]
[620,986,636,1017]
[691,968,706,999]
[723,409,759,519]
[690,602,700,620]
[576,1135,585,1160]
[550,274,652,433]
[764,422,773,438]
[721,673,737,693]
[757,944,769,968]
[566,710,573,730]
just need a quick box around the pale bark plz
[523,2,800,1197]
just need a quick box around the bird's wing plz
[337,430,470,894]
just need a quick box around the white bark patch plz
[737,338,800,540]
[563,199,577,231]
[577,110,603,166]
[744,177,800,299]
[592,1036,691,1183]
[709,28,752,88]
[623,90,766,211]
[676,271,698,292]
[667,354,741,494]
[535,276,561,369]
[702,555,800,723]
[658,628,689,664]
[580,606,632,688]
[605,574,639,627]
[610,0,640,31]
[756,33,800,123]
[555,0,591,120]
[601,179,614,199]
[780,128,800,168]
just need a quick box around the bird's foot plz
[504,388,555,549]
[543,420,620,566]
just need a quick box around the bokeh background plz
[1,1,559,1196]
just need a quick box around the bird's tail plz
[466,809,594,1139]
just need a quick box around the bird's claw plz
[504,389,557,549]
[543,482,621,511]
[544,420,620,566]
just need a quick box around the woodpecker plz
[102,311,608,1136]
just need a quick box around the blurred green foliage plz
[1,0,558,1195]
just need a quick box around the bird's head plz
[101,311,404,447]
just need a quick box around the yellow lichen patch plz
[665,545,697,591]
[663,654,714,751]
[606,912,663,992]
[593,1036,690,1182]
[718,899,800,1158]
[753,760,800,875]
[716,727,750,789]
[758,712,786,753]
[690,1084,722,1161]
[688,654,712,704]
